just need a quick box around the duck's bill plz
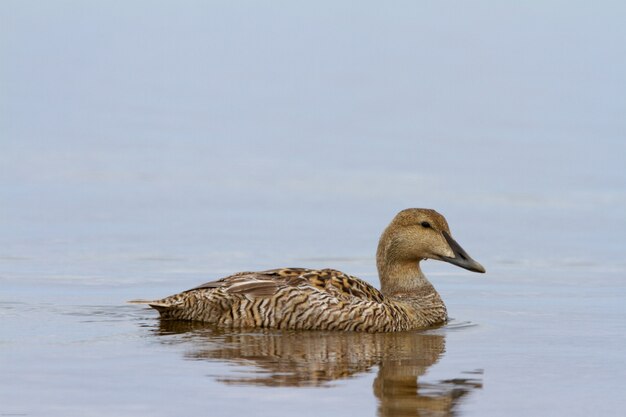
[440,231,486,273]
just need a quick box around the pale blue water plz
[1,2,626,416]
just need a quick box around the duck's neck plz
[378,260,435,297]
[375,228,440,300]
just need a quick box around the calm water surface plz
[2,2,626,416]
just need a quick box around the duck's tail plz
[127,299,174,313]
[127,299,154,305]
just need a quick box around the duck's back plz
[149,268,415,332]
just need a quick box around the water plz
[2,2,626,416]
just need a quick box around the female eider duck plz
[144,209,485,332]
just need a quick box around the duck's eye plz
[420,221,431,228]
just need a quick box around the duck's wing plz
[295,268,385,303]
[187,268,384,302]
[186,270,291,297]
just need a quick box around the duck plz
[142,208,485,332]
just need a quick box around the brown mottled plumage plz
[141,209,485,332]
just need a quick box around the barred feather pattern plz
[150,268,447,332]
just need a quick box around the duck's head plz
[377,208,485,274]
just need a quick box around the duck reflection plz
[154,320,481,417]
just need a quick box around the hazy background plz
[3,1,625,277]
[1,2,625,416]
